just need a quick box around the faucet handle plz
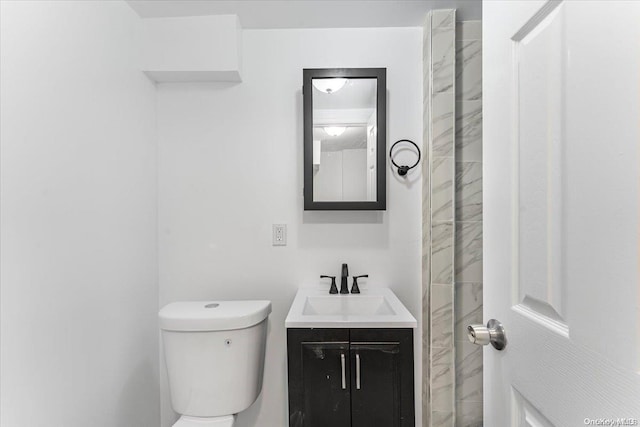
[320,275,338,294]
[351,275,368,294]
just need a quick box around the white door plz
[483,1,640,425]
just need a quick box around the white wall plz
[342,148,368,200]
[157,27,423,427]
[0,2,159,426]
[314,151,344,201]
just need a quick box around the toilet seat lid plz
[159,300,271,332]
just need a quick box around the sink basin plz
[303,295,395,316]
[286,287,417,328]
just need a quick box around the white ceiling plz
[314,79,377,110]
[126,0,481,29]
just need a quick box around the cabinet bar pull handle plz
[356,353,361,390]
[340,353,346,390]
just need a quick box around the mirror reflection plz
[312,78,377,202]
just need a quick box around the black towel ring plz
[389,139,421,176]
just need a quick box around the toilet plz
[159,300,272,427]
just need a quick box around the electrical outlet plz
[272,224,287,246]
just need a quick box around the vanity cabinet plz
[287,328,414,427]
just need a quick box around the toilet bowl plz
[159,300,272,427]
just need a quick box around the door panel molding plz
[511,387,555,427]
[511,0,567,332]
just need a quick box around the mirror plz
[303,68,386,210]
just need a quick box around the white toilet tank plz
[159,300,271,417]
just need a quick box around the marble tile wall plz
[454,20,483,427]
[423,9,456,427]
[423,15,483,427]
[421,12,431,427]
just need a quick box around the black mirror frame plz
[303,68,387,211]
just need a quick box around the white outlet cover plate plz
[272,224,287,246]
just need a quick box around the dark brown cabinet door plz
[350,328,414,427]
[287,328,414,427]
[287,329,351,427]
[301,342,351,427]
[350,343,401,427]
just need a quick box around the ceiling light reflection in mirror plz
[312,78,348,94]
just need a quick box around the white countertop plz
[285,287,417,329]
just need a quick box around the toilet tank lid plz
[159,300,272,332]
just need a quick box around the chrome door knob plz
[467,319,507,350]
